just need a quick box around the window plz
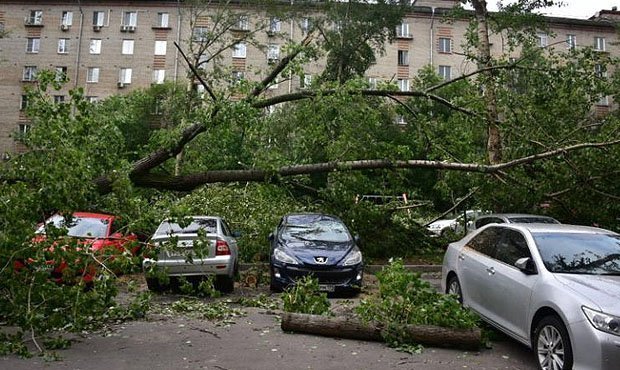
[396,23,410,38]
[438,37,452,53]
[157,12,169,28]
[300,18,311,35]
[23,66,37,81]
[231,71,245,83]
[537,33,548,47]
[466,227,502,256]
[119,68,132,84]
[494,230,532,267]
[90,39,102,54]
[54,95,65,104]
[27,10,43,25]
[597,95,610,106]
[595,64,607,78]
[397,50,409,66]
[26,37,40,53]
[232,42,246,58]
[269,17,281,33]
[18,124,31,136]
[368,77,377,90]
[87,67,100,83]
[566,34,576,49]
[152,70,165,84]
[302,74,313,89]
[397,78,409,92]
[122,39,134,55]
[57,38,69,54]
[93,11,105,26]
[20,95,28,110]
[267,44,280,62]
[438,65,452,80]
[193,27,209,42]
[594,37,606,51]
[123,11,137,27]
[61,11,73,26]
[234,15,249,31]
[154,41,167,55]
[55,66,67,81]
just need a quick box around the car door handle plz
[458,254,465,261]
[486,267,495,275]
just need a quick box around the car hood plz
[280,240,355,266]
[554,274,620,312]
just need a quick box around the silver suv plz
[143,216,239,293]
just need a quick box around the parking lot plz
[0,272,538,370]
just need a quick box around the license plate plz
[318,284,335,292]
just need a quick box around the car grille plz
[284,266,357,285]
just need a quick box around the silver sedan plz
[143,216,239,293]
[441,223,620,370]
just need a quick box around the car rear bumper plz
[143,256,234,277]
[271,262,363,292]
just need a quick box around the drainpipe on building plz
[174,0,181,82]
[429,6,435,66]
[74,0,84,89]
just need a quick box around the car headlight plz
[343,249,362,266]
[582,306,620,336]
[273,248,299,265]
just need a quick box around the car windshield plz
[158,219,217,235]
[508,217,559,224]
[282,217,350,243]
[38,215,109,238]
[533,232,620,274]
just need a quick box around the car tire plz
[215,274,234,293]
[446,275,463,304]
[145,277,164,292]
[533,315,573,370]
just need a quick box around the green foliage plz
[281,276,331,315]
[167,299,245,323]
[235,294,280,310]
[356,260,479,348]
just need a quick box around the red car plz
[15,212,139,283]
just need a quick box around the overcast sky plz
[486,1,619,19]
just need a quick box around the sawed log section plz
[281,312,481,350]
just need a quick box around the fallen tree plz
[281,312,482,351]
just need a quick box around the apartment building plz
[0,0,618,156]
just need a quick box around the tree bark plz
[281,313,482,350]
[471,0,502,164]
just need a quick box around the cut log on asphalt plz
[281,313,481,350]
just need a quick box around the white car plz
[442,223,620,370]
[143,216,239,293]
[427,210,484,236]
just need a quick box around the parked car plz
[472,213,560,230]
[427,210,485,236]
[442,223,620,370]
[14,212,139,284]
[269,213,363,294]
[142,216,239,293]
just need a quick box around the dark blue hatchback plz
[269,213,363,294]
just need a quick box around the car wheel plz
[215,275,234,293]
[145,277,164,292]
[534,315,573,370]
[446,275,463,304]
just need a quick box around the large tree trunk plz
[281,313,482,350]
[471,0,502,164]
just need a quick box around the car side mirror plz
[515,257,537,275]
[268,233,274,242]
[232,231,241,238]
[110,232,123,239]
[354,234,361,245]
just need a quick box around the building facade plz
[0,0,618,156]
